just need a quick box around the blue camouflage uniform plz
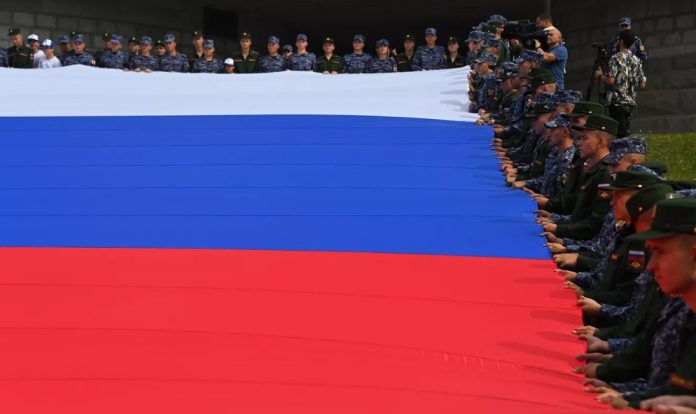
[598,270,652,326]
[525,134,577,197]
[367,56,397,73]
[287,52,317,71]
[565,212,619,255]
[476,72,499,112]
[129,55,159,71]
[412,45,446,71]
[608,18,647,63]
[575,222,625,290]
[0,48,8,67]
[259,55,286,73]
[100,50,130,69]
[193,57,224,73]
[63,51,96,67]
[343,53,372,73]
[608,299,691,395]
[160,53,189,72]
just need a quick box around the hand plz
[655,407,696,414]
[564,281,583,297]
[536,217,553,225]
[535,210,551,219]
[541,232,563,244]
[596,389,624,404]
[541,222,557,233]
[573,326,598,336]
[546,243,566,253]
[578,296,602,318]
[556,269,577,282]
[611,398,631,410]
[595,68,604,79]
[643,396,696,413]
[134,68,142,72]
[572,362,599,378]
[512,181,526,189]
[584,378,610,389]
[585,335,610,353]
[533,195,549,207]
[534,39,541,49]
[553,253,578,268]
[577,352,612,363]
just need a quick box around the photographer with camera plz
[595,30,646,138]
[537,28,568,90]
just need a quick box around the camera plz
[502,20,549,51]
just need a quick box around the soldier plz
[223,58,235,74]
[608,17,647,63]
[62,34,96,67]
[94,32,111,68]
[316,37,343,74]
[187,31,204,70]
[0,46,7,67]
[473,54,498,112]
[286,34,316,71]
[366,39,397,73]
[129,36,159,72]
[465,31,485,66]
[6,29,33,69]
[154,40,166,58]
[445,36,466,68]
[128,36,140,56]
[343,34,372,74]
[518,115,577,197]
[412,27,446,71]
[535,114,617,241]
[487,14,511,62]
[259,36,286,73]
[281,44,293,59]
[232,32,259,73]
[395,34,416,72]
[57,35,72,64]
[159,34,189,72]
[99,34,130,70]
[192,39,224,73]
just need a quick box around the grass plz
[645,133,696,181]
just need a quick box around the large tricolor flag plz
[0,66,598,413]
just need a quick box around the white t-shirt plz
[32,50,45,67]
[37,55,62,69]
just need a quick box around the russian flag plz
[0,66,594,413]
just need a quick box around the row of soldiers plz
[2,27,475,74]
[488,37,696,411]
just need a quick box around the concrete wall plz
[552,0,696,133]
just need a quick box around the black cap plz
[8,28,21,36]
[404,34,416,41]
[192,31,204,38]
[572,114,619,137]
[447,36,459,44]
[323,37,335,44]
[627,198,696,241]
[598,171,661,191]
[241,32,252,40]
[102,32,111,41]
[155,40,164,46]
[128,36,139,44]
[562,101,606,118]
[626,184,675,223]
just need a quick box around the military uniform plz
[287,52,317,71]
[193,57,224,73]
[343,52,372,73]
[597,299,691,395]
[565,212,618,271]
[412,45,446,71]
[7,44,33,68]
[0,48,8,67]
[129,55,159,71]
[366,56,396,73]
[608,35,647,63]
[160,53,189,72]
[526,144,577,197]
[598,270,652,326]
[395,52,415,72]
[232,50,259,73]
[187,50,204,71]
[259,55,286,73]
[100,50,130,69]
[63,51,96,67]
[445,53,466,68]
[316,54,343,73]
[476,71,499,112]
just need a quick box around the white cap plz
[28,33,39,41]
[224,58,235,66]
[41,39,54,48]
